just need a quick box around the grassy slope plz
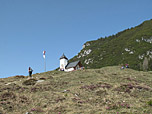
[0,66,152,114]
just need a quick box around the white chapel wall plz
[65,68,74,72]
[60,59,68,69]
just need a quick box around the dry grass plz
[0,66,152,114]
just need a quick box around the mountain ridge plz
[70,19,152,71]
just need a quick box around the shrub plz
[1,92,16,100]
[22,79,37,86]
[147,100,152,106]
[14,75,26,79]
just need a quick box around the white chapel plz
[60,54,83,72]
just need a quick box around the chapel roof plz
[60,53,68,60]
[66,60,80,69]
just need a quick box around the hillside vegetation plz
[0,66,152,114]
[70,19,152,71]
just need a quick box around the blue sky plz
[0,0,152,78]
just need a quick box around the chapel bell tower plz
[60,54,68,70]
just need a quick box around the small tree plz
[143,57,148,71]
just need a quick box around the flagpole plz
[44,57,46,72]
[43,51,46,72]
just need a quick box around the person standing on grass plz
[125,64,129,68]
[28,67,33,78]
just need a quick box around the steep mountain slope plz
[70,19,152,71]
[0,66,152,114]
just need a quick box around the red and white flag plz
[43,50,46,59]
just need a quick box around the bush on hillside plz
[1,92,16,101]
[22,79,37,86]
[148,100,152,106]
[14,75,26,79]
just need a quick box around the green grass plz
[0,66,152,114]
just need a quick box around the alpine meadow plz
[0,66,152,114]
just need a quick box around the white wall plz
[60,59,68,70]
[65,68,74,72]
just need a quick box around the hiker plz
[28,67,33,78]
[121,66,125,70]
[125,64,129,68]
